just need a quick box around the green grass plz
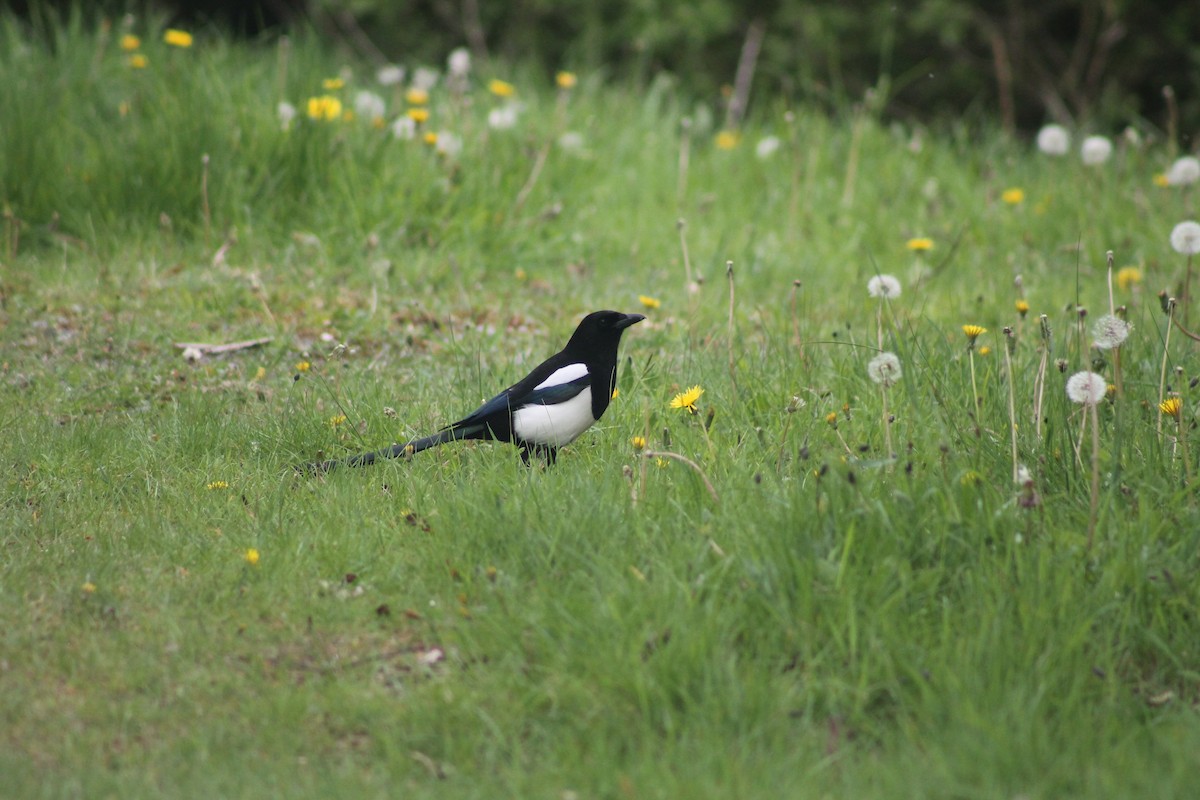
[3,11,1200,799]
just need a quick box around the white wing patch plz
[533,362,589,391]
[512,386,596,447]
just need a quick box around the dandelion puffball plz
[354,91,386,121]
[1066,371,1108,405]
[1092,314,1130,350]
[755,136,781,159]
[1166,156,1200,186]
[867,352,902,388]
[1036,124,1070,156]
[1081,135,1113,166]
[1170,221,1200,255]
[376,65,405,86]
[447,47,471,78]
[867,274,902,299]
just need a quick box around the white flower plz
[354,91,386,121]
[1092,314,1130,350]
[487,105,519,130]
[867,352,902,388]
[1166,156,1200,186]
[182,346,204,363]
[867,274,902,299]
[411,67,439,91]
[390,116,417,140]
[755,136,781,159]
[376,65,405,86]
[1036,124,1070,156]
[1081,135,1113,166]
[435,132,462,158]
[1066,371,1108,405]
[557,131,585,151]
[1171,221,1200,255]
[447,47,471,78]
[277,101,296,130]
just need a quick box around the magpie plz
[305,310,644,471]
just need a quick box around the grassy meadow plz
[3,12,1200,799]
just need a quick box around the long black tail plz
[301,428,465,474]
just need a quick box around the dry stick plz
[1157,298,1177,436]
[1004,328,1019,483]
[725,18,766,129]
[643,450,719,504]
[174,337,273,355]
[201,154,212,251]
[1087,401,1101,550]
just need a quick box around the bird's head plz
[566,310,645,353]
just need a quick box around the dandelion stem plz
[677,219,693,288]
[880,386,893,462]
[1106,250,1115,315]
[1178,413,1192,487]
[513,143,551,214]
[200,154,212,250]
[968,349,980,411]
[1158,299,1176,437]
[726,260,737,389]
[643,450,719,504]
[1087,401,1100,550]
[1004,329,1019,483]
[1033,316,1050,442]
[677,120,692,210]
[1186,254,1194,329]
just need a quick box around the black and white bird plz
[306,310,644,471]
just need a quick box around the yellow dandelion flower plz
[329,414,347,427]
[406,107,430,123]
[118,101,131,116]
[163,29,193,48]
[120,34,141,51]
[556,71,577,90]
[1116,266,1143,291]
[611,388,620,400]
[206,480,229,490]
[825,411,838,426]
[654,457,669,469]
[962,324,987,341]
[253,366,266,381]
[127,54,148,69]
[638,294,661,310]
[978,346,991,356]
[305,95,342,121]
[1153,173,1170,188]
[1015,299,1030,317]
[82,581,97,593]
[405,87,429,105]
[488,79,516,98]
[631,436,646,450]
[1159,397,1182,417]
[669,385,704,414]
[514,268,527,281]
[294,360,311,373]
[244,548,260,566]
[715,130,740,150]
[322,77,345,91]
[422,131,439,145]
[906,237,934,252]
[1001,187,1025,205]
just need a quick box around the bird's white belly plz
[512,387,596,447]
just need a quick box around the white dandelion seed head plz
[411,67,440,92]
[376,64,405,86]
[867,274,902,299]
[1015,464,1032,485]
[1066,371,1108,405]
[353,90,386,121]
[1036,124,1070,156]
[1171,221,1200,255]
[1092,314,1130,350]
[557,131,585,152]
[447,47,471,78]
[487,104,519,130]
[755,136,781,159]
[1081,135,1113,166]
[435,132,463,158]
[390,116,417,140]
[1166,156,1200,186]
[276,101,296,130]
[867,351,902,388]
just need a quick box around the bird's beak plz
[616,313,646,330]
